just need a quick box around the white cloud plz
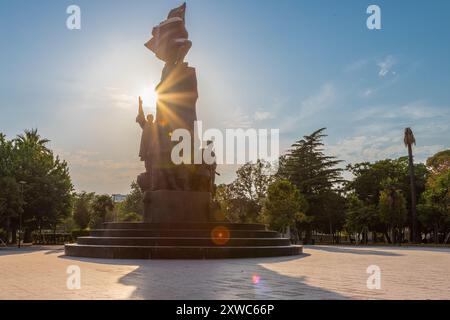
[400,101,446,119]
[326,134,444,166]
[354,100,448,122]
[104,87,136,110]
[363,89,373,97]
[377,55,396,77]
[221,107,254,128]
[55,149,141,194]
[254,111,273,121]
[282,83,337,132]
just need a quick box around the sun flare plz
[138,84,158,112]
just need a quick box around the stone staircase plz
[65,222,303,259]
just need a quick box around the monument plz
[65,3,302,259]
[136,2,211,223]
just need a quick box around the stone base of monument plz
[145,191,211,223]
[64,222,303,259]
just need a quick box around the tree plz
[214,183,241,222]
[0,134,22,242]
[347,157,428,242]
[344,194,379,244]
[261,180,308,241]
[410,150,450,243]
[89,195,114,229]
[15,129,50,153]
[404,127,418,242]
[426,149,450,174]
[1,129,73,242]
[418,203,446,244]
[73,192,94,230]
[117,181,144,221]
[277,128,344,242]
[214,160,274,223]
[347,159,404,206]
[418,169,450,243]
[379,179,407,244]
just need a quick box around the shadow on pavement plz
[0,246,63,257]
[306,245,403,256]
[60,253,348,299]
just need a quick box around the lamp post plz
[18,181,27,248]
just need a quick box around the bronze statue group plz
[136,3,217,199]
[136,98,217,194]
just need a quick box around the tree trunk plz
[434,225,439,244]
[296,229,303,244]
[24,228,32,243]
[444,232,450,244]
[290,226,299,244]
[329,220,333,244]
[407,143,418,243]
[11,228,17,244]
[384,231,391,244]
[305,227,312,245]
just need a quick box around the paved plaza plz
[0,245,449,300]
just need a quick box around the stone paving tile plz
[0,245,449,299]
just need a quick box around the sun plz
[138,84,159,112]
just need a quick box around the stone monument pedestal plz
[64,222,303,259]
[144,190,211,223]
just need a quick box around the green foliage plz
[427,169,450,211]
[344,194,379,234]
[119,212,142,222]
[418,168,450,242]
[348,158,409,205]
[73,192,94,229]
[117,181,144,221]
[278,128,344,194]
[89,194,114,229]
[347,157,428,238]
[0,135,22,227]
[379,184,407,230]
[426,149,450,173]
[0,129,73,242]
[261,179,308,232]
[214,184,231,221]
[214,160,274,223]
[277,128,345,236]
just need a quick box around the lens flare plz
[252,274,261,285]
[211,226,230,245]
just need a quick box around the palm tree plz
[404,128,417,243]
[15,129,51,153]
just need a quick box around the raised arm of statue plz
[136,96,146,129]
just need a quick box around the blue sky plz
[1,0,449,194]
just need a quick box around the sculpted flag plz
[145,2,192,64]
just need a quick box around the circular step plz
[90,229,279,238]
[65,244,303,259]
[76,236,291,247]
[102,222,267,230]
[64,222,303,259]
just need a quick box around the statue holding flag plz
[137,2,208,222]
